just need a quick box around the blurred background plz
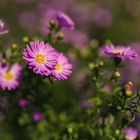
[1,0,140,139]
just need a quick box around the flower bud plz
[12,43,17,50]
[98,61,104,67]
[22,36,29,43]
[2,58,7,64]
[125,90,132,96]
[49,20,56,29]
[57,32,64,41]
[90,39,99,49]
[88,63,95,70]
[128,81,133,86]
[112,71,121,79]
[136,107,140,113]
[115,129,120,136]
[68,127,73,134]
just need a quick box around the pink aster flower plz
[18,98,27,107]
[124,127,138,140]
[32,111,42,122]
[23,41,57,76]
[52,53,72,80]
[0,63,22,90]
[55,11,75,29]
[100,44,137,59]
[0,20,9,35]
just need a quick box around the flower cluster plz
[23,41,72,80]
[0,11,73,92]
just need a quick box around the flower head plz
[0,63,22,90]
[18,98,27,107]
[100,44,137,59]
[124,127,138,140]
[32,111,42,122]
[55,11,75,29]
[52,53,72,80]
[23,41,57,76]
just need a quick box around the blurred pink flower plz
[0,20,9,35]
[63,30,89,48]
[93,7,112,28]
[32,111,42,122]
[121,43,140,83]
[18,99,27,107]
[124,127,138,140]
[72,4,91,27]
[47,0,74,11]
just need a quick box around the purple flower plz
[0,20,9,35]
[32,112,42,122]
[52,53,72,80]
[63,29,89,48]
[23,41,57,76]
[124,127,138,140]
[0,63,22,90]
[121,43,140,82]
[0,20,4,29]
[18,99,27,107]
[100,44,138,59]
[55,11,75,29]
[93,7,112,28]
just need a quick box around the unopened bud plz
[125,90,132,96]
[57,32,64,41]
[88,63,95,70]
[98,61,104,67]
[136,108,140,113]
[90,39,99,49]
[12,43,17,50]
[49,20,56,29]
[68,127,73,134]
[128,81,133,86]
[2,58,7,64]
[22,36,29,43]
[112,71,121,79]
[115,129,120,136]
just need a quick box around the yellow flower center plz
[54,64,61,71]
[113,49,123,55]
[4,72,13,81]
[35,54,45,64]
